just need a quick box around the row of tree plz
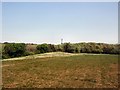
[1,42,120,59]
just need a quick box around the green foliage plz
[2,54,10,59]
[36,44,56,53]
[80,43,119,54]
[63,43,79,53]
[24,51,35,56]
[55,45,63,52]
[75,47,80,53]
[2,42,120,59]
[2,43,26,58]
[36,44,49,53]
[48,44,56,52]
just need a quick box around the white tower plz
[61,38,63,44]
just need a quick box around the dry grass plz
[2,54,119,88]
[2,52,81,61]
[2,52,110,61]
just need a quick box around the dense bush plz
[55,45,63,52]
[63,43,80,53]
[36,44,57,53]
[48,44,56,52]
[2,43,26,58]
[2,42,120,59]
[36,44,49,53]
[63,43,71,53]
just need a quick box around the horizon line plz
[1,41,119,45]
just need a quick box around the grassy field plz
[2,53,119,88]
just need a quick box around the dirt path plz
[2,52,80,61]
[2,52,110,61]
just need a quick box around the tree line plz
[1,42,120,59]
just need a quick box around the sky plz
[0,2,2,42]
[2,2,118,44]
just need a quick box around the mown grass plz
[2,54,119,88]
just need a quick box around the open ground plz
[2,52,119,88]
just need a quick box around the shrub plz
[3,43,26,58]
[63,43,76,53]
[2,54,9,59]
[36,44,49,53]
[55,45,63,52]
[48,44,56,52]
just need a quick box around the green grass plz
[2,54,119,88]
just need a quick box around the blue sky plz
[2,2,118,44]
[0,2,2,42]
